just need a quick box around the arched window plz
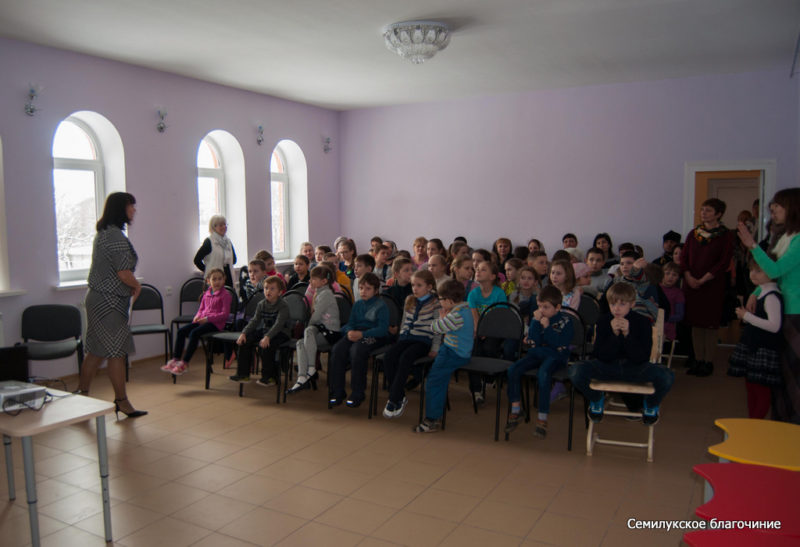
[197,136,226,244]
[270,140,308,260]
[270,147,289,257]
[52,118,104,281]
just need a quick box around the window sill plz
[0,289,27,298]
[56,281,88,291]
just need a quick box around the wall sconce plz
[256,125,264,146]
[156,107,167,133]
[24,83,42,116]
[322,136,332,154]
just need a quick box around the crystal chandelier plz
[383,21,450,64]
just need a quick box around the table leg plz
[3,434,14,500]
[95,416,113,542]
[21,436,39,547]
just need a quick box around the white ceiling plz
[0,0,797,110]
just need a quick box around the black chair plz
[521,307,586,449]
[170,277,205,349]
[289,281,309,294]
[20,304,84,373]
[127,284,172,380]
[200,285,242,390]
[451,303,524,440]
[577,293,600,354]
[367,294,403,418]
[277,291,310,403]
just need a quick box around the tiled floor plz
[0,351,745,546]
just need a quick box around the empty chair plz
[21,304,83,372]
[127,284,172,378]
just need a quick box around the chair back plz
[291,281,309,294]
[178,277,205,314]
[476,302,523,341]
[335,294,352,325]
[132,283,165,321]
[22,304,82,342]
[578,294,600,328]
[562,307,587,359]
[238,265,249,290]
[650,308,665,365]
[243,291,265,319]
[282,291,310,339]
[379,294,403,329]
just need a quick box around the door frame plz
[683,159,776,237]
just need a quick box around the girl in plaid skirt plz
[728,259,784,419]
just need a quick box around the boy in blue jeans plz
[505,285,574,439]
[414,279,474,433]
[569,282,675,425]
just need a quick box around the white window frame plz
[270,146,290,260]
[197,135,227,241]
[53,117,105,282]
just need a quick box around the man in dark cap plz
[655,230,681,266]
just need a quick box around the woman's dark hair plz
[702,198,727,217]
[771,188,800,234]
[593,233,615,258]
[96,192,136,231]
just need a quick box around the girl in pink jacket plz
[162,269,232,375]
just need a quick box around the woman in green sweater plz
[738,188,800,423]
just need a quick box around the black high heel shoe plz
[308,371,319,391]
[113,398,148,420]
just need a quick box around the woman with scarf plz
[738,188,800,423]
[194,215,237,288]
[682,198,735,377]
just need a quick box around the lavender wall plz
[0,38,340,376]
[340,70,797,258]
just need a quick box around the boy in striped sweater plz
[383,270,441,418]
[414,279,475,433]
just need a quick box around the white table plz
[0,390,115,546]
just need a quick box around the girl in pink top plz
[162,269,232,375]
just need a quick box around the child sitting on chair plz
[569,283,674,425]
[230,276,290,386]
[240,259,267,301]
[352,253,375,301]
[413,279,474,433]
[287,255,310,291]
[505,285,574,438]
[328,273,389,408]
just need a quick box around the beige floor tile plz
[380,458,452,487]
[215,446,286,473]
[315,498,396,535]
[291,440,359,464]
[547,487,624,521]
[107,471,169,501]
[73,501,162,538]
[439,524,522,547]
[526,512,608,547]
[301,466,372,495]
[126,481,209,515]
[356,538,403,547]
[19,478,83,507]
[371,510,457,547]
[39,524,109,547]
[174,463,250,492]
[118,516,213,547]
[465,498,543,538]
[277,521,365,546]
[263,485,343,519]
[486,478,560,510]
[38,488,117,525]
[350,476,427,509]
[217,475,295,505]
[218,507,306,546]
[170,493,257,530]
[0,513,66,546]
[177,439,244,463]
[601,522,684,547]
[191,532,261,547]
[142,432,207,454]
[34,452,96,478]
[431,469,500,498]
[255,456,330,483]
[125,453,208,480]
[404,487,481,523]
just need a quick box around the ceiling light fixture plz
[383,21,450,64]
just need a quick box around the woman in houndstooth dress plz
[75,192,147,418]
